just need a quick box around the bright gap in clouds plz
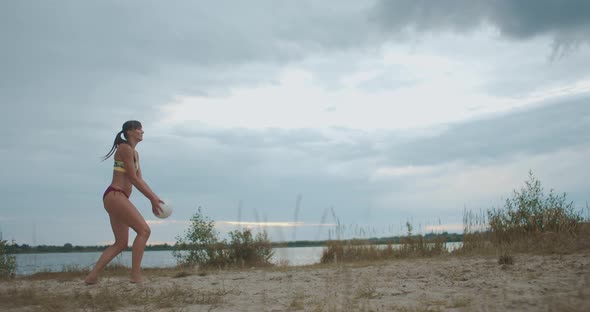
[161,66,513,131]
[218,221,336,228]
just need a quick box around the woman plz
[85,120,164,284]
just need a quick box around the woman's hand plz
[151,198,165,216]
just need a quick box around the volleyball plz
[155,203,173,219]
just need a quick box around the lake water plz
[13,247,324,275]
[14,242,462,275]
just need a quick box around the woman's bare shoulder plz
[115,143,134,158]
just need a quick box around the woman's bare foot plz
[129,276,146,284]
[84,275,98,285]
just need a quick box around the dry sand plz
[2,252,590,311]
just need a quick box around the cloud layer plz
[1,1,589,245]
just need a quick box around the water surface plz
[14,242,462,275]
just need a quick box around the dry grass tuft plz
[498,253,514,265]
[389,305,444,312]
[447,296,472,308]
[173,271,192,278]
[0,281,229,311]
[0,284,42,307]
[355,278,378,299]
[26,270,87,281]
[288,288,305,310]
[320,233,448,264]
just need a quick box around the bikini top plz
[113,157,138,173]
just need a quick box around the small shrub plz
[173,207,221,267]
[488,171,585,252]
[459,171,589,254]
[227,229,274,267]
[173,207,274,268]
[0,240,16,279]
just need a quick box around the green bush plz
[0,240,16,279]
[173,207,222,267]
[487,171,585,250]
[173,207,274,268]
[227,229,274,267]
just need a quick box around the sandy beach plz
[2,251,590,311]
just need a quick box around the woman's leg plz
[85,192,150,283]
[102,193,151,283]
[85,194,130,284]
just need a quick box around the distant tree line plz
[4,232,463,254]
[5,242,174,254]
[276,232,463,248]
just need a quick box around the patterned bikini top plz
[113,158,138,173]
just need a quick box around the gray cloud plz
[0,0,376,85]
[164,94,590,173]
[371,0,590,50]
[381,93,590,167]
[167,125,379,163]
[0,0,378,139]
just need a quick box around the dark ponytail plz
[102,120,142,161]
[102,131,125,160]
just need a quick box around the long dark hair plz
[102,120,142,161]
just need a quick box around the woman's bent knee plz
[136,226,151,238]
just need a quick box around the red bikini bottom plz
[103,185,129,199]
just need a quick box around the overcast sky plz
[1,1,590,246]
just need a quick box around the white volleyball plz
[155,203,173,219]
